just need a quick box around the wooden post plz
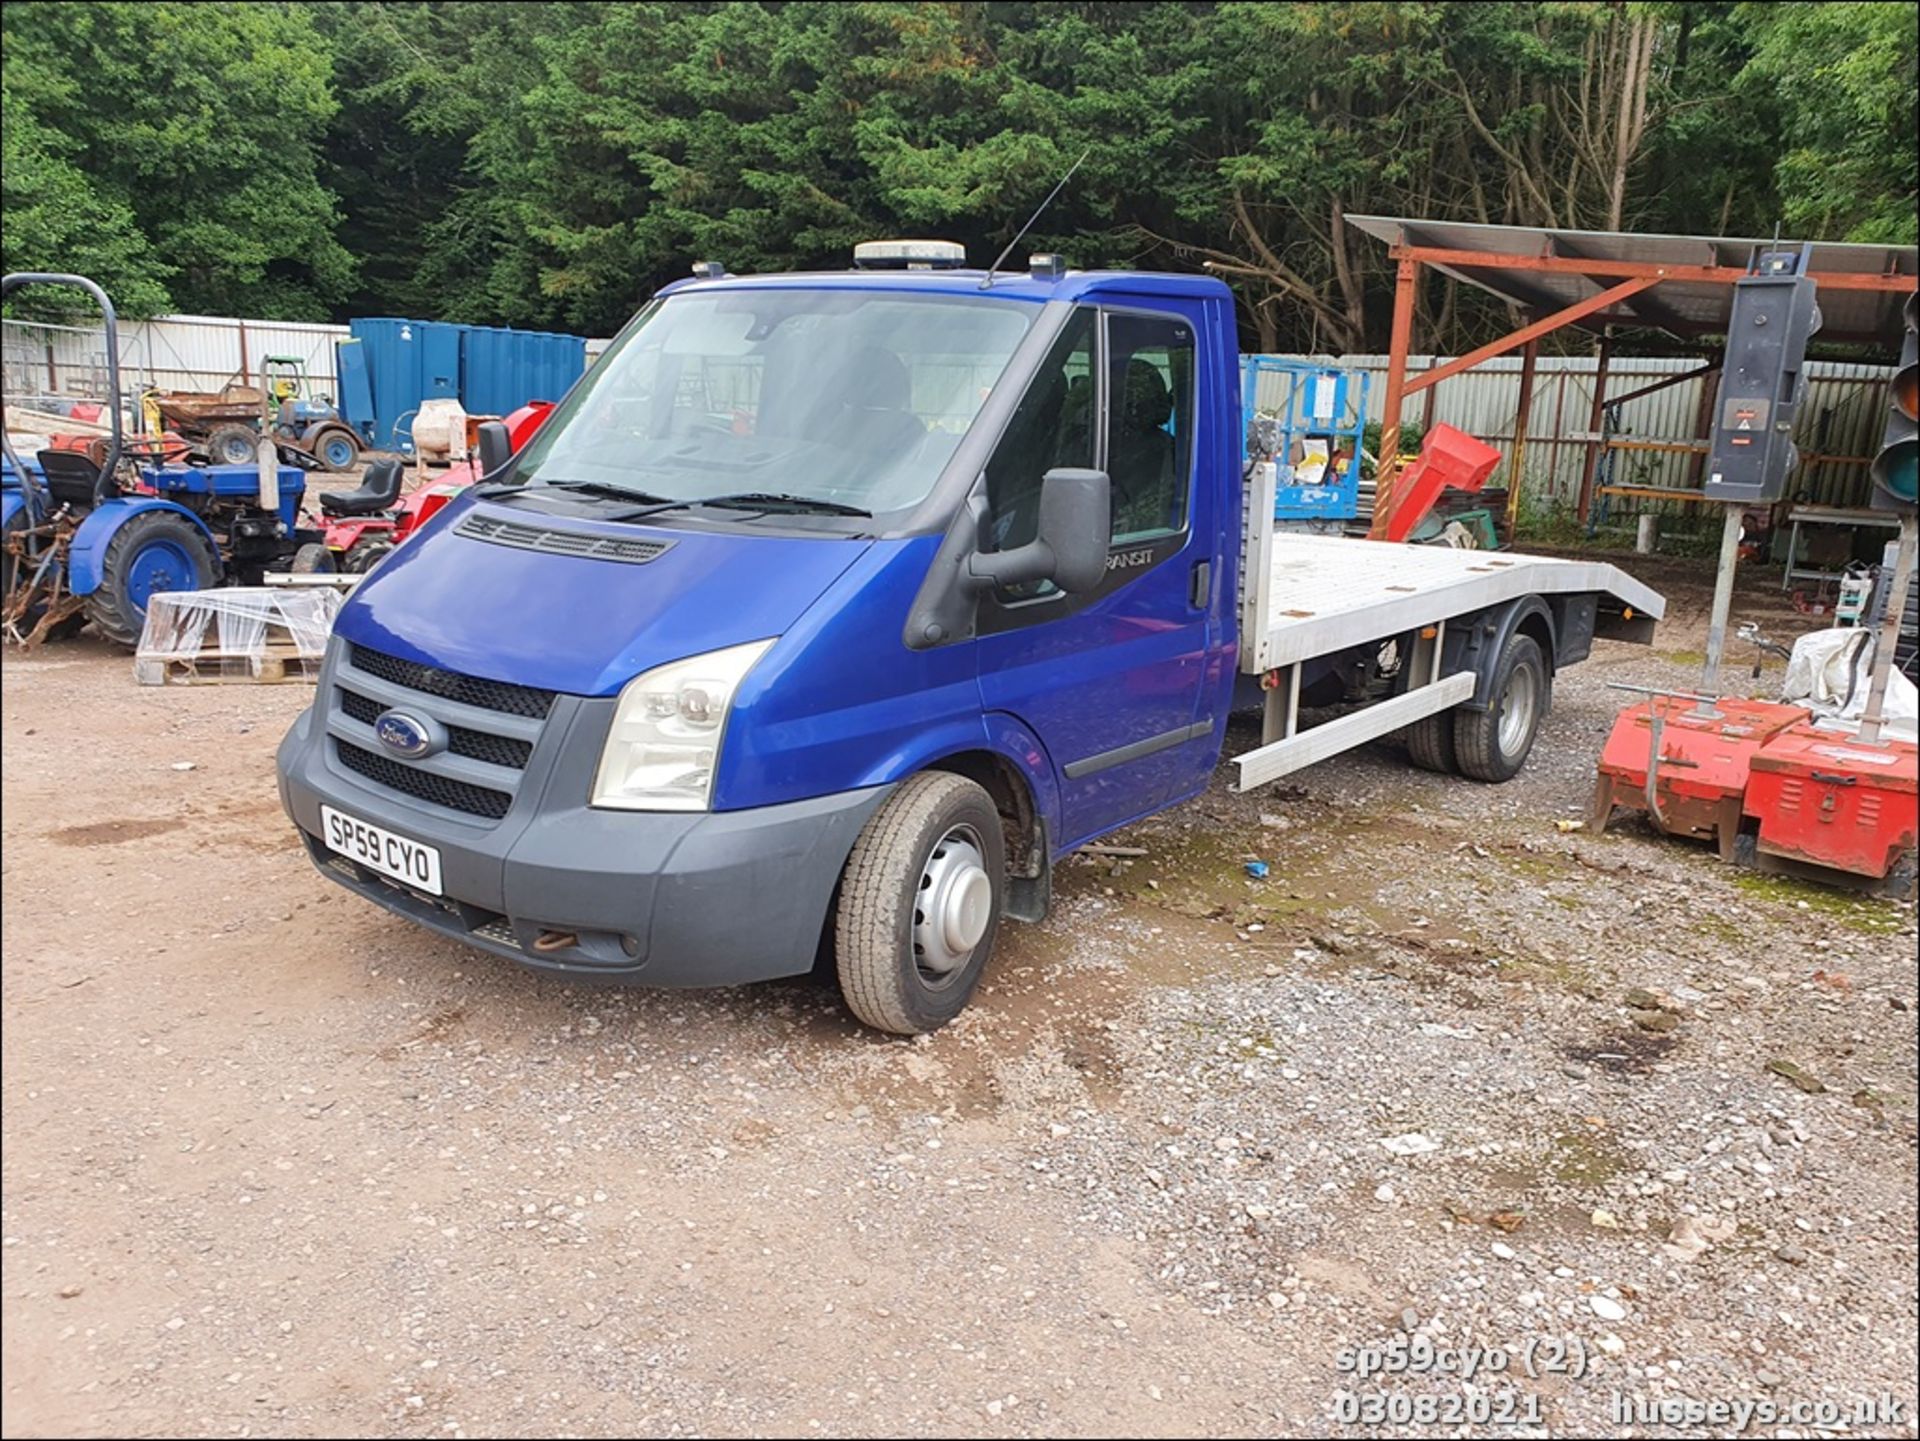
[1576,333,1615,526]
[1368,257,1420,541]
[237,319,250,387]
[1506,337,1540,535]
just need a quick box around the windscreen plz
[511,288,1037,519]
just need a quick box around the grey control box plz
[1702,254,1821,506]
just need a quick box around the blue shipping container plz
[344,317,463,450]
[340,316,586,451]
[461,325,586,419]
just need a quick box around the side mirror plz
[476,419,513,480]
[967,468,1111,595]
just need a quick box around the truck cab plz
[278,246,1658,1033]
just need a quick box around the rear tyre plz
[342,538,393,574]
[313,427,361,472]
[204,424,259,466]
[834,772,1005,1035]
[1455,633,1549,783]
[290,542,336,574]
[1405,708,1457,773]
[84,510,220,649]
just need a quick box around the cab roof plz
[656,267,1232,306]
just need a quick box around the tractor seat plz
[318,457,403,516]
[34,448,108,509]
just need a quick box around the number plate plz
[320,805,443,896]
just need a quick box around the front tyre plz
[1455,632,1549,782]
[834,772,1005,1035]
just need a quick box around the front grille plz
[335,740,512,820]
[348,643,555,719]
[338,687,533,769]
[455,512,673,565]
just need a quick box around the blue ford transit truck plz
[278,243,1663,1033]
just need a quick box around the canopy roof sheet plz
[1348,216,1917,349]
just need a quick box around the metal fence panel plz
[1252,352,1894,522]
[3,313,351,409]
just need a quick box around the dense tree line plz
[3,1,1913,349]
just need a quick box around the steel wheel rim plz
[1499,663,1539,754]
[126,538,199,612]
[912,823,991,988]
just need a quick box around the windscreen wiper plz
[480,479,672,504]
[694,491,873,518]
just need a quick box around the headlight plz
[590,639,774,811]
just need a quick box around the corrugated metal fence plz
[1254,352,1895,528]
[2,313,352,407]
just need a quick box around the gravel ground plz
[2,557,1915,1438]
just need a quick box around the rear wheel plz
[1455,633,1549,782]
[312,427,361,471]
[204,423,259,466]
[1405,708,1457,773]
[834,772,1005,1035]
[84,510,220,649]
[342,537,393,574]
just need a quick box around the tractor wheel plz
[312,427,361,472]
[290,542,336,574]
[84,510,220,649]
[204,424,260,467]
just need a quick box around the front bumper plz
[277,701,888,985]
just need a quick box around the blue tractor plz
[2,272,326,648]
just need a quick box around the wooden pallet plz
[140,644,320,686]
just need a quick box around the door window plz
[1105,313,1193,543]
[983,309,1096,554]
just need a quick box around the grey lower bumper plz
[277,706,888,986]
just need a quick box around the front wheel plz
[204,423,259,467]
[833,772,1005,1035]
[1454,633,1549,782]
[84,510,220,648]
[290,542,336,574]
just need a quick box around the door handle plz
[1190,559,1211,610]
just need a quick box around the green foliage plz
[1736,1,1918,243]
[3,1,1913,333]
[1,0,353,318]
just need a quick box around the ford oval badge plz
[374,709,438,759]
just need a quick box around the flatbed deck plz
[1240,531,1666,673]
[1228,466,1667,791]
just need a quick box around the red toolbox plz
[1590,697,1809,859]
[1745,723,1919,885]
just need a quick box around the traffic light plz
[1870,290,1918,511]
[1702,252,1822,506]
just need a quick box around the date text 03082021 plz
[1335,1335,1588,1382]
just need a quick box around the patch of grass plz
[1547,1129,1629,1188]
[1731,870,1905,934]
[1693,913,1745,944]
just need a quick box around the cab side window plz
[984,309,1095,554]
[1105,314,1193,542]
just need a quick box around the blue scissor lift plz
[1240,357,1370,526]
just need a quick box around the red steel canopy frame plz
[1345,219,1919,540]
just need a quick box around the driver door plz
[972,305,1215,848]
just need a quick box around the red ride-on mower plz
[300,401,554,573]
